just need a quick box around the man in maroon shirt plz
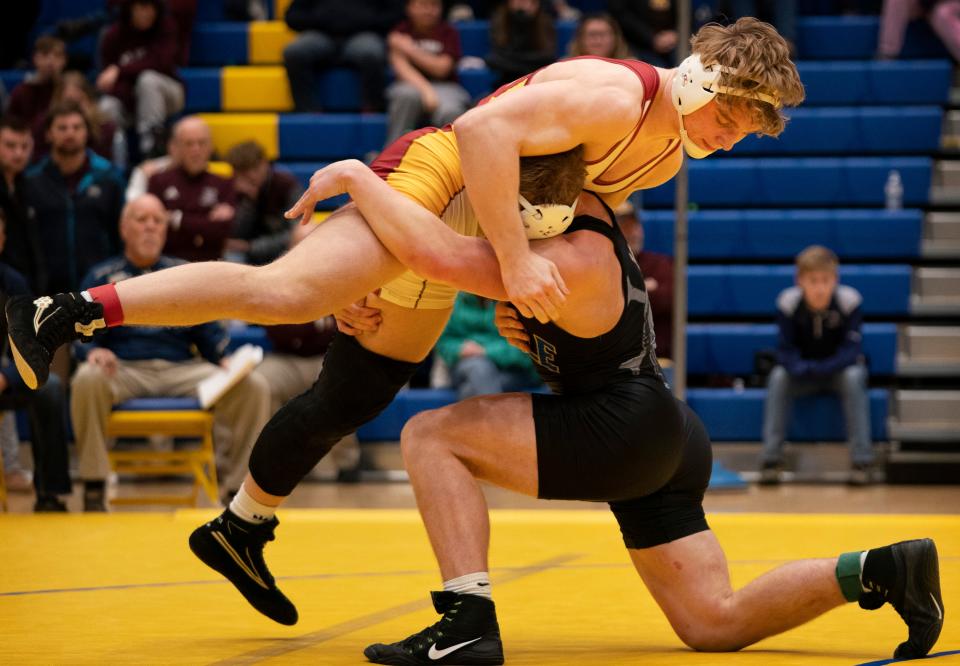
[616,201,674,361]
[8,36,66,150]
[384,0,471,145]
[147,116,236,262]
[97,0,184,157]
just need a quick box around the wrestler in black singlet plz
[521,193,714,549]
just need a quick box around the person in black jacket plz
[282,0,405,112]
[760,245,874,485]
[0,210,72,512]
[0,116,46,293]
[22,101,125,294]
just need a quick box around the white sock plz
[228,486,277,524]
[859,550,869,592]
[443,572,492,599]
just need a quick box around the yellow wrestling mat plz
[0,510,957,665]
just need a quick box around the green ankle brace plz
[836,551,864,602]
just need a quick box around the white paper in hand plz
[197,344,264,410]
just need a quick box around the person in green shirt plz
[436,292,542,399]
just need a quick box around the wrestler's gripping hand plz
[285,160,364,225]
[335,295,383,336]
[501,251,568,325]
[494,302,531,354]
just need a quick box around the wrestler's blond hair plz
[519,145,586,205]
[691,17,805,136]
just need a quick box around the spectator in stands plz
[723,1,797,54]
[23,101,124,294]
[98,0,184,158]
[608,0,678,67]
[878,0,960,62]
[148,116,236,262]
[71,194,271,511]
[486,0,557,87]
[760,246,874,486]
[568,12,631,59]
[436,292,541,399]
[0,117,45,293]
[257,224,362,481]
[50,72,126,166]
[224,141,302,265]
[282,0,405,112]
[0,210,72,512]
[615,201,674,361]
[384,0,472,145]
[8,36,67,148]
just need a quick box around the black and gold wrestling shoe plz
[188,509,298,625]
[6,293,105,389]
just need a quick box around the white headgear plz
[672,53,781,159]
[518,193,579,239]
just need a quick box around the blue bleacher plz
[687,265,911,316]
[797,60,952,106]
[181,68,222,113]
[731,107,942,155]
[279,114,385,159]
[641,209,924,259]
[355,387,889,442]
[798,16,950,60]
[686,323,897,376]
[640,157,931,208]
[190,24,248,67]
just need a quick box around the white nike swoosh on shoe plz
[931,593,943,621]
[211,531,270,589]
[427,637,483,661]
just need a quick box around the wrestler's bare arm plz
[325,161,604,309]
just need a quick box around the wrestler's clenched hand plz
[501,252,568,324]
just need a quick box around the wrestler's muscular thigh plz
[258,205,408,322]
[355,293,454,362]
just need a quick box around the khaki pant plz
[256,353,360,472]
[71,358,271,492]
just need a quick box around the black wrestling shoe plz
[860,538,944,659]
[364,591,504,665]
[6,293,105,389]
[188,509,298,625]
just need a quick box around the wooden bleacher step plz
[932,158,960,205]
[887,390,960,442]
[910,267,960,315]
[923,212,960,258]
[897,325,960,376]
